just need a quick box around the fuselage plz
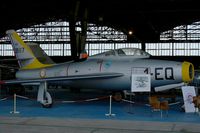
[16,56,188,91]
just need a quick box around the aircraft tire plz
[41,92,53,108]
[42,103,53,108]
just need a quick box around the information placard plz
[181,86,196,113]
[131,74,151,92]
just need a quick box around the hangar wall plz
[1,21,200,57]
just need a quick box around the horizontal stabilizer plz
[1,73,124,85]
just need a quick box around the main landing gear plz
[37,81,52,108]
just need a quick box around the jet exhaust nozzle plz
[182,61,194,82]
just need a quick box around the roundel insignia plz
[40,69,46,78]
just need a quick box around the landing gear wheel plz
[41,94,53,108]
[42,103,53,108]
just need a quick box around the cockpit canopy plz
[116,48,151,56]
[91,48,151,58]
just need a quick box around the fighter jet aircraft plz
[0,30,194,107]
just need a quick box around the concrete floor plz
[1,90,200,133]
[0,116,200,133]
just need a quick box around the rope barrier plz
[0,96,13,101]
[0,97,9,101]
[169,101,181,106]
[16,95,30,100]
[0,92,154,107]
[121,99,135,104]
[121,98,149,106]
[122,98,181,107]
[61,96,109,103]
[1,94,180,107]
[1,94,110,103]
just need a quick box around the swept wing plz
[1,72,124,84]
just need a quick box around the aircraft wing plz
[0,72,124,85]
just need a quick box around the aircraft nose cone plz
[182,61,194,82]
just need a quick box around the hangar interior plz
[0,0,200,102]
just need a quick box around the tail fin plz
[6,30,54,70]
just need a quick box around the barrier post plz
[105,95,115,117]
[10,93,20,114]
[128,94,134,114]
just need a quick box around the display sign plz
[131,74,151,92]
[181,86,196,113]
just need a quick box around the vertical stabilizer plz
[6,30,54,69]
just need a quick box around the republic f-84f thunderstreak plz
[1,30,194,107]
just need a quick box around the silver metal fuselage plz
[16,57,183,91]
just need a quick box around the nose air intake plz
[182,61,194,82]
